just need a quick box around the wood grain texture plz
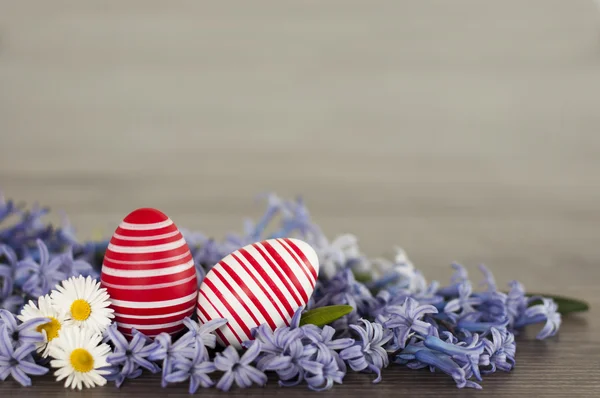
[0,0,599,396]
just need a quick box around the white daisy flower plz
[18,294,67,358]
[51,275,114,334]
[49,326,111,390]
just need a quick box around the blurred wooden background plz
[0,1,599,395]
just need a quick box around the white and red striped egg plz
[101,208,198,338]
[196,237,319,349]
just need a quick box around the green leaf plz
[526,293,589,314]
[353,272,373,284]
[299,305,354,327]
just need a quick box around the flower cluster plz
[0,239,97,315]
[243,308,351,391]
[0,192,568,392]
[0,274,115,389]
[376,263,558,388]
[15,275,114,389]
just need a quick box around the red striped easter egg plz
[196,237,319,349]
[100,208,198,338]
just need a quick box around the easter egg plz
[196,237,319,349]
[100,208,198,337]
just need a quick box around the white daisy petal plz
[89,371,108,386]
[65,373,75,388]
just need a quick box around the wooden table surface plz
[1,1,599,396]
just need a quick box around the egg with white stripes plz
[196,237,319,349]
[100,208,198,338]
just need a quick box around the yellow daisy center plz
[69,348,95,373]
[36,317,61,341]
[70,299,92,321]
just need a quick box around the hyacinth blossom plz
[0,309,47,347]
[0,325,49,386]
[214,343,268,391]
[380,297,439,350]
[165,343,217,393]
[0,191,574,391]
[102,324,160,387]
[147,332,197,388]
[339,319,393,383]
[14,239,68,299]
